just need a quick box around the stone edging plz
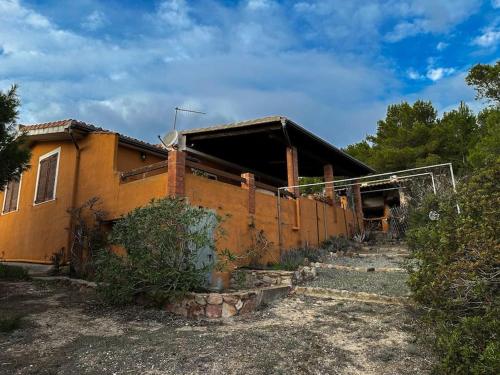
[312,263,405,273]
[164,285,291,319]
[33,276,97,289]
[293,286,409,305]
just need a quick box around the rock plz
[207,293,223,305]
[205,303,222,318]
[223,295,238,304]
[194,294,207,305]
[235,299,243,310]
[188,304,205,319]
[262,275,274,284]
[281,277,292,285]
[239,298,257,315]
[222,302,238,318]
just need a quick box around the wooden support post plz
[286,146,299,196]
[286,146,301,230]
[241,172,256,215]
[167,150,186,197]
[353,183,364,232]
[324,163,337,224]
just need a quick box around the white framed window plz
[34,147,61,205]
[2,174,22,214]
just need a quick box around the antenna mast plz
[173,107,206,130]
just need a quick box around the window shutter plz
[36,158,50,203]
[45,154,58,200]
[3,178,20,213]
[3,181,13,213]
[9,179,20,211]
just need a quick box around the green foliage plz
[465,60,500,105]
[277,247,327,270]
[298,176,323,195]
[0,85,31,189]
[407,163,500,374]
[0,314,23,333]
[0,263,30,280]
[321,235,353,253]
[434,312,500,375]
[95,197,219,305]
[468,107,500,169]
[344,100,479,174]
[345,62,500,175]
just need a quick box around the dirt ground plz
[0,279,433,375]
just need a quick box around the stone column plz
[286,146,299,196]
[167,150,186,197]
[241,172,256,215]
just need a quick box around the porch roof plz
[181,116,374,182]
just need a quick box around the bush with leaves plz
[95,197,220,305]
[277,247,328,270]
[407,163,500,374]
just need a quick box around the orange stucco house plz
[0,116,372,265]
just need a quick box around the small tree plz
[95,197,220,305]
[465,61,500,105]
[0,85,31,188]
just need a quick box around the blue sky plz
[0,0,498,146]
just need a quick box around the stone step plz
[293,286,409,305]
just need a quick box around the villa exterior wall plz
[0,134,358,265]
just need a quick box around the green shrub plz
[407,163,500,374]
[321,235,352,253]
[95,197,220,305]
[277,247,327,270]
[0,263,30,280]
[434,311,500,375]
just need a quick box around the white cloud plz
[82,10,106,31]
[157,0,192,29]
[492,0,500,9]
[0,0,489,147]
[407,68,424,80]
[426,67,455,81]
[472,28,500,47]
[385,0,481,42]
[246,0,274,11]
[436,41,448,50]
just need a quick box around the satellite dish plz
[162,130,179,150]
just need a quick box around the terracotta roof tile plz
[20,119,166,154]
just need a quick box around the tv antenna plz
[158,106,206,150]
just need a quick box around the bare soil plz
[0,279,433,374]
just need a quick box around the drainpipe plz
[67,128,81,266]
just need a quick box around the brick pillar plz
[353,183,364,232]
[167,150,186,197]
[241,172,255,215]
[323,164,334,200]
[286,146,299,196]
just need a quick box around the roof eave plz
[282,117,375,174]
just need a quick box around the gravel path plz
[304,268,410,297]
[0,280,432,374]
[325,255,404,269]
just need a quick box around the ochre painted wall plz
[116,144,165,172]
[0,133,168,263]
[0,141,77,263]
[1,133,359,265]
